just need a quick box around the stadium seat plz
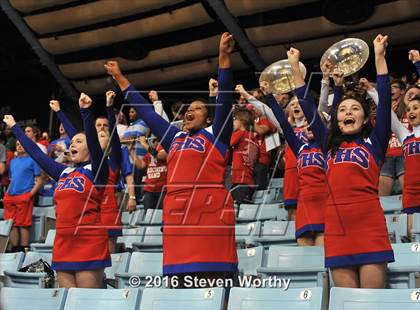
[104,252,130,281]
[385,213,408,243]
[121,209,145,227]
[411,213,420,242]
[0,252,24,278]
[37,196,54,207]
[138,209,162,225]
[42,208,56,241]
[63,288,140,310]
[30,207,55,242]
[132,226,162,252]
[228,287,323,310]
[0,208,4,220]
[387,243,420,288]
[140,288,225,310]
[30,229,55,253]
[380,195,403,214]
[237,246,264,276]
[257,246,327,289]
[116,227,144,250]
[252,221,296,247]
[237,204,286,223]
[4,251,53,288]
[115,252,162,288]
[252,189,278,204]
[268,177,284,189]
[0,219,13,253]
[0,287,67,310]
[235,221,261,246]
[329,287,420,310]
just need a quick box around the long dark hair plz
[326,94,372,156]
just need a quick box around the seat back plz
[105,252,130,280]
[140,288,225,310]
[64,288,140,310]
[380,195,402,213]
[228,287,323,310]
[237,246,264,276]
[22,251,53,266]
[388,243,420,288]
[257,203,287,221]
[237,204,258,222]
[235,222,261,244]
[329,287,420,310]
[143,226,162,244]
[0,220,12,252]
[266,246,325,270]
[128,252,162,276]
[44,230,56,245]
[0,288,67,310]
[385,214,408,243]
[0,252,25,276]
[260,221,295,240]
[116,227,144,249]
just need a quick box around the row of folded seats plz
[1,286,420,310]
[1,243,418,289]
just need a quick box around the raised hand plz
[359,77,373,91]
[209,78,218,97]
[287,47,301,67]
[104,60,122,78]
[3,115,16,128]
[148,90,159,102]
[79,93,92,109]
[408,50,420,63]
[321,59,333,80]
[259,80,270,95]
[332,68,344,87]
[106,91,116,107]
[219,32,235,55]
[373,34,388,58]
[49,100,61,112]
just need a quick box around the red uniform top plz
[326,138,381,205]
[100,162,122,230]
[230,129,259,185]
[402,133,420,210]
[143,145,167,193]
[256,117,276,165]
[386,115,409,157]
[54,164,105,235]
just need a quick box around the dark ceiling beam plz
[0,0,79,102]
[20,0,99,16]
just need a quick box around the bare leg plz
[331,266,359,288]
[108,238,117,254]
[359,263,387,288]
[57,271,77,288]
[9,227,19,248]
[378,176,393,196]
[398,174,404,189]
[297,236,315,246]
[288,208,296,221]
[314,233,324,246]
[19,227,31,248]
[75,269,104,288]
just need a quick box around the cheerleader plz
[288,34,394,288]
[104,33,237,287]
[4,93,111,288]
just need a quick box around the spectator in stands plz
[40,131,50,149]
[230,108,259,204]
[4,93,111,288]
[129,136,167,210]
[48,123,71,161]
[3,125,16,152]
[105,32,238,288]
[25,125,47,154]
[3,140,43,252]
[95,116,109,133]
[294,35,394,288]
[116,110,128,139]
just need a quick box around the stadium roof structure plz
[1,0,420,101]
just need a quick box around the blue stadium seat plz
[237,246,264,276]
[105,252,130,280]
[252,189,278,204]
[252,221,296,247]
[387,243,420,288]
[268,178,284,189]
[237,204,286,223]
[139,209,162,225]
[30,207,55,242]
[380,195,403,214]
[140,288,225,310]
[329,287,420,310]
[121,209,145,227]
[237,204,260,223]
[4,251,53,288]
[411,213,420,242]
[63,288,140,310]
[115,252,162,288]
[0,252,24,276]
[228,287,323,310]
[116,227,144,250]
[30,229,55,253]
[385,214,408,243]
[235,222,261,246]
[257,246,327,288]
[0,219,13,252]
[0,287,67,310]
[132,226,162,252]
[37,196,54,207]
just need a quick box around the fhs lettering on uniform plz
[56,176,86,193]
[330,147,370,169]
[403,140,420,157]
[298,151,325,169]
[170,136,206,153]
